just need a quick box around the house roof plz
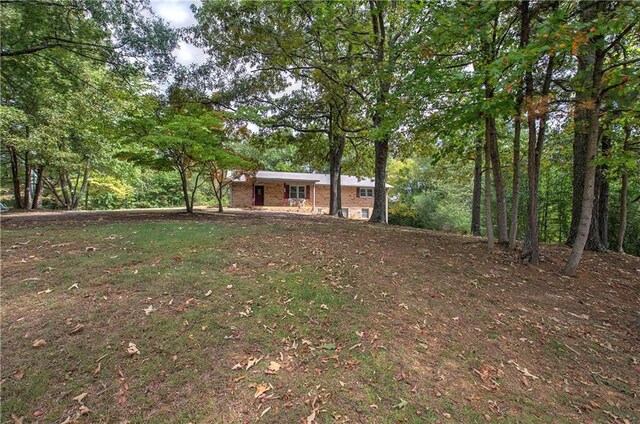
[233,171,391,188]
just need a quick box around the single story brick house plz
[230,171,390,220]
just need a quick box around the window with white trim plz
[359,187,373,197]
[289,185,306,199]
[361,208,369,219]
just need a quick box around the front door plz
[254,185,264,206]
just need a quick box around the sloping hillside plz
[1,210,638,423]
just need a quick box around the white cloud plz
[174,41,207,66]
[150,1,207,66]
[150,0,200,28]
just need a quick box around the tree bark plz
[328,133,345,216]
[31,166,44,209]
[471,137,482,236]
[7,146,23,209]
[370,137,389,223]
[567,4,607,253]
[597,134,610,248]
[616,126,630,252]
[72,159,90,209]
[179,169,192,213]
[485,105,508,244]
[508,110,522,249]
[368,0,392,224]
[484,131,495,249]
[23,149,31,210]
[564,1,605,276]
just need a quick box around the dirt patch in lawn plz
[1,210,639,423]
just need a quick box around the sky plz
[149,0,207,66]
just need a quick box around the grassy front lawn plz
[1,212,639,423]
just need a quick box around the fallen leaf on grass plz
[204,290,213,297]
[72,392,88,403]
[246,356,263,370]
[37,288,52,295]
[260,406,271,417]
[32,339,46,348]
[13,370,24,380]
[67,283,79,290]
[508,360,539,379]
[320,304,329,310]
[93,362,101,376]
[11,414,23,424]
[321,343,336,350]
[232,363,243,370]
[69,324,85,335]
[143,305,155,315]
[127,342,140,356]
[265,361,281,374]
[392,398,408,409]
[234,374,247,382]
[85,246,97,252]
[254,383,271,398]
[78,405,90,415]
[306,408,318,423]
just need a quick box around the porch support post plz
[252,182,255,206]
[313,183,316,210]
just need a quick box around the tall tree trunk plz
[31,166,44,209]
[485,109,508,244]
[471,137,483,236]
[567,3,606,253]
[23,151,32,210]
[368,0,392,224]
[597,134,610,248]
[7,146,23,209]
[508,113,522,250]
[328,133,345,216]
[509,0,529,250]
[616,126,630,252]
[484,136,495,249]
[564,1,605,276]
[370,136,388,223]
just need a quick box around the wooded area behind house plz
[1,0,639,275]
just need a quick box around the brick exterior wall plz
[231,182,379,219]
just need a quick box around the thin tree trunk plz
[484,133,495,249]
[179,169,192,213]
[59,173,71,209]
[508,112,522,249]
[597,134,610,248]
[616,127,630,252]
[509,0,529,250]
[471,137,483,236]
[23,151,31,210]
[72,159,91,209]
[7,146,23,209]
[486,113,508,244]
[31,166,44,209]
